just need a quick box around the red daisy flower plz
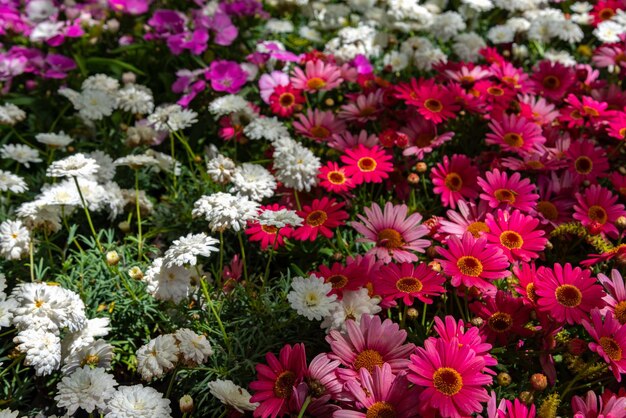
[400,116,455,160]
[469,290,533,346]
[607,112,626,141]
[573,185,626,238]
[431,154,480,209]
[610,171,626,200]
[484,209,548,262]
[341,145,394,185]
[477,169,539,213]
[485,114,546,154]
[530,61,575,101]
[318,161,355,194]
[535,263,606,325]
[513,262,540,306]
[375,262,446,307]
[269,84,304,117]
[246,204,294,250]
[314,259,368,298]
[566,140,609,185]
[395,78,460,124]
[292,197,349,242]
[591,0,625,25]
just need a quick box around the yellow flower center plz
[433,367,463,396]
[306,210,328,227]
[328,171,346,185]
[494,188,517,204]
[467,221,489,238]
[366,401,397,418]
[555,284,582,308]
[600,336,622,361]
[574,156,593,175]
[456,256,483,277]
[273,371,296,399]
[615,300,626,325]
[327,274,348,289]
[424,98,443,112]
[310,125,330,139]
[396,277,423,293]
[588,205,608,224]
[377,229,405,249]
[444,173,463,192]
[499,230,524,249]
[306,77,326,90]
[503,133,524,148]
[357,157,377,172]
[487,312,514,333]
[353,349,384,373]
[537,201,558,221]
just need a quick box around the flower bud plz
[497,372,512,386]
[128,266,143,280]
[530,373,547,391]
[406,308,419,321]
[617,216,626,230]
[407,173,420,185]
[415,162,427,173]
[118,221,131,233]
[519,391,534,405]
[179,395,194,414]
[470,317,484,327]
[106,251,120,266]
[428,261,441,272]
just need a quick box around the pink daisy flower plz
[571,390,626,418]
[431,154,480,209]
[518,94,560,126]
[293,109,346,142]
[289,384,338,418]
[291,60,343,92]
[592,45,626,72]
[530,60,575,101]
[338,90,384,123]
[485,114,546,154]
[351,202,430,263]
[408,337,493,418]
[566,140,609,185]
[439,200,490,240]
[318,161,355,194]
[292,197,349,242]
[329,129,379,151]
[305,353,343,398]
[573,184,626,239]
[608,111,626,141]
[374,262,446,306]
[610,171,626,200]
[484,209,547,262]
[341,145,394,185]
[334,363,421,418]
[535,263,606,325]
[559,94,610,129]
[395,79,460,124]
[400,116,455,159]
[250,343,307,418]
[582,309,626,381]
[246,204,294,250]
[258,70,289,103]
[436,232,511,294]
[513,262,539,306]
[497,398,537,418]
[326,315,416,381]
[598,269,626,325]
[470,290,533,346]
[478,169,539,213]
[530,174,575,227]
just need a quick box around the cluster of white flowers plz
[192,192,259,232]
[136,329,213,381]
[243,116,289,141]
[287,275,381,332]
[272,137,321,192]
[59,74,154,121]
[208,95,252,118]
[229,163,277,201]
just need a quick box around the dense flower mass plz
[3,0,626,416]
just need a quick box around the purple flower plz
[352,54,373,75]
[40,54,77,79]
[147,9,186,37]
[172,69,207,107]
[207,60,247,94]
[206,13,238,46]
[167,29,209,55]
[219,0,267,18]
[108,0,152,15]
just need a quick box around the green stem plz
[293,189,302,211]
[421,301,428,327]
[135,170,143,261]
[165,366,179,399]
[218,231,224,289]
[0,354,25,379]
[61,206,84,253]
[297,396,312,418]
[28,238,35,282]
[73,176,103,253]
[263,232,280,289]
[200,279,232,355]
[237,232,249,283]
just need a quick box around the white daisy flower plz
[273,140,320,192]
[0,299,18,328]
[75,89,117,121]
[208,95,251,118]
[55,366,118,415]
[14,328,61,376]
[117,84,154,114]
[207,379,258,413]
[114,154,160,169]
[192,192,259,232]
[84,151,116,183]
[46,153,100,179]
[174,328,213,366]
[145,150,181,175]
[82,74,120,93]
[0,219,30,261]
[35,131,74,148]
[321,289,382,332]
[0,144,42,168]
[0,170,27,193]
[287,275,337,321]
[143,258,192,303]
[594,20,626,43]
[62,339,114,374]
[206,154,236,184]
[148,104,197,132]
[0,103,26,126]
[229,163,277,202]
[0,408,22,418]
[136,334,180,381]
[243,117,289,141]
[62,317,111,357]
[105,385,172,418]
[258,209,303,229]
[164,233,219,268]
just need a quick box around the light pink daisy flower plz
[477,169,539,213]
[305,353,342,398]
[400,116,455,159]
[291,60,343,92]
[535,263,606,325]
[573,184,626,239]
[408,337,493,418]
[518,94,560,126]
[431,154,480,209]
[436,232,511,294]
[582,309,626,382]
[351,202,430,263]
[598,269,626,325]
[326,314,415,382]
[258,70,290,103]
[338,90,384,123]
[439,200,490,240]
[328,130,379,151]
[572,390,626,418]
[334,363,421,418]
[485,114,546,155]
[293,109,346,142]
[484,209,547,262]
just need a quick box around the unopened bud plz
[530,373,548,391]
[415,162,427,173]
[118,221,131,233]
[519,391,534,405]
[426,246,438,259]
[471,317,484,327]
[406,307,419,320]
[128,266,143,280]
[106,251,120,266]
[325,98,334,106]
[122,72,136,84]
[332,252,343,261]
[179,395,194,413]
[428,261,441,272]
[497,372,512,387]
[407,173,420,185]
[617,216,626,230]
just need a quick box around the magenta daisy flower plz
[572,390,626,418]
[530,60,575,101]
[249,343,307,418]
[582,309,626,381]
[484,209,547,262]
[292,197,349,242]
[305,353,343,398]
[293,109,346,142]
[436,232,511,294]
[478,169,539,213]
[470,290,533,346]
[334,363,421,418]
[326,314,415,382]
[314,258,368,298]
[485,114,546,154]
[338,90,384,123]
[535,263,606,325]
[352,202,430,263]
[598,269,626,325]
[573,185,626,239]
[400,116,455,159]
[498,398,537,418]
[318,161,355,194]
[291,60,343,92]
[513,262,539,306]
[566,140,609,185]
[328,130,379,152]
[431,154,480,209]
[439,200,490,240]
[341,145,394,185]
[375,262,446,306]
[408,337,493,418]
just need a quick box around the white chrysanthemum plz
[145,150,181,175]
[208,95,252,118]
[527,18,559,43]
[207,379,258,413]
[258,209,303,229]
[192,192,259,232]
[0,170,27,193]
[38,181,81,209]
[383,51,409,71]
[117,84,154,114]
[148,104,197,132]
[83,150,116,183]
[35,131,74,148]
[136,334,180,381]
[105,385,172,418]
[266,18,294,33]
[16,200,62,233]
[62,317,111,357]
[55,366,118,415]
[72,178,109,212]
[0,144,42,168]
[243,117,289,141]
[0,103,26,126]
[594,20,626,43]
[430,12,466,41]
[62,339,114,374]
[287,275,337,321]
[413,47,447,71]
[0,299,17,328]
[487,25,516,44]
[14,328,61,376]
[26,0,57,22]
[299,26,322,42]
[206,154,236,184]
[174,328,213,365]
[505,17,531,33]
[75,89,117,121]
[114,154,160,169]
[61,290,87,332]
[321,289,381,332]
[0,219,30,261]
[229,163,277,201]
[544,49,577,67]
[82,74,120,93]
[46,153,100,179]
[0,409,21,418]
[452,32,486,62]
[273,141,320,192]
[144,258,192,303]
[461,0,493,11]
[164,233,219,267]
